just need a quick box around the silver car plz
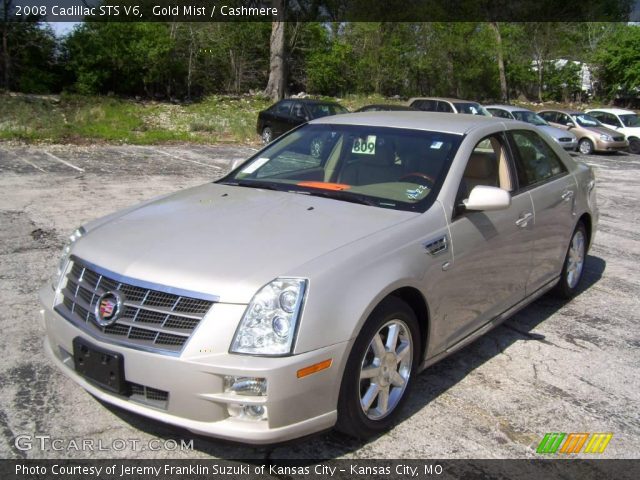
[39,112,598,444]
[486,105,578,151]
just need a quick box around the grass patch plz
[0,93,273,145]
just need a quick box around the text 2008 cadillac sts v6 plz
[40,112,597,444]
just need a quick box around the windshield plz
[220,124,462,212]
[572,114,602,128]
[620,114,640,127]
[512,110,548,126]
[453,102,491,116]
[309,103,348,118]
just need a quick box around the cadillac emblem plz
[94,291,123,327]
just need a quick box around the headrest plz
[358,138,395,167]
[465,153,497,179]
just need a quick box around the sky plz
[49,22,80,37]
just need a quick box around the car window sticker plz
[352,135,377,155]
[241,157,270,174]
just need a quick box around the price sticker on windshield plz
[352,135,377,155]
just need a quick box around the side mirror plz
[463,186,511,211]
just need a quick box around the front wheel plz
[629,138,640,155]
[336,297,420,439]
[578,138,594,155]
[554,222,587,298]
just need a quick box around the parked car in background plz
[586,108,640,154]
[486,105,577,151]
[41,111,597,443]
[408,97,491,116]
[256,99,348,143]
[356,104,417,112]
[538,109,628,155]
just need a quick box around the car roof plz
[310,111,509,134]
[408,97,479,104]
[284,98,341,105]
[538,108,584,115]
[359,104,415,110]
[485,104,534,113]
[587,107,636,115]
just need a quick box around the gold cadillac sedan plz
[39,112,598,443]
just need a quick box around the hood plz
[581,124,619,137]
[539,125,575,141]
[73,183,414,303]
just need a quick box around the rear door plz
[507,129,577,293]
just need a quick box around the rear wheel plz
[578,138,594,155]
[554,222,587,298]
[336,297,420,439]
[629,138,640,155]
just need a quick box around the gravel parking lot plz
[0,143,638,460]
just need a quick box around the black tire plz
[554,222,587,299]
[578,138,594,155]
[261,127,273,144]
[336,297,420,439]
[629,138,640,155]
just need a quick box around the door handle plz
[561,190,574,201]
[515,212,533,227]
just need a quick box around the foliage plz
[0,16,639,106]
[592,24,640,99]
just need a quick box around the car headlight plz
[600,134,612,141]
[230,278,307,356]
[51,227,85,290]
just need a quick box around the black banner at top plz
[3,0,640,22]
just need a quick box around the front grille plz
[613,136,625,142]
[559,137,573,142]
[55,257,216,354]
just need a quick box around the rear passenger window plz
[490,109,512,119]
[276,100,293,115]
[508,130,567,188]
[539,112,556,123]
[412,100,436,111]
[437,101,453,113]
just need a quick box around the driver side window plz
[455,134,513,215]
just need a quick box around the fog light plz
[245,405,265,418]
[227,403,268,421]
[224,376,267,396]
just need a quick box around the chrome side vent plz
[424,235,448,256]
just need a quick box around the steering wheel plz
[399,172,435,186]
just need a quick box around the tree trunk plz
[264,1,285,101]
[1,0,10,90]
[537,60,543,103]
[489,22,508,102]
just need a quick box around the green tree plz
[592,24,640,102]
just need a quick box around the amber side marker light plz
[297,359,333,378]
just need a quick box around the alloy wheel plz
[566,229,585,289]
[359,320,413,420]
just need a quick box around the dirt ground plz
[0,143,638,460]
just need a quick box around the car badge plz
[94,291,123,327]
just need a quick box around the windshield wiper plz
[305,190,377,206]
[222,180,282,191]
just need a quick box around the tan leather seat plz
[463,152,498,191]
